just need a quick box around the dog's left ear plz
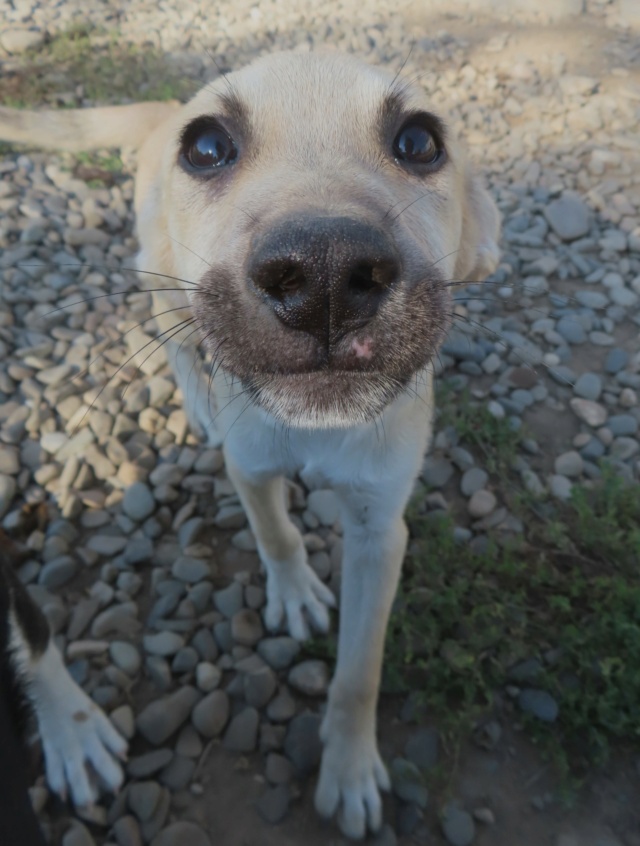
[453,170,501,283]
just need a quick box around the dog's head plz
[137,51,500,428]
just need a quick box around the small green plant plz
[1,25,198,109]
[384,464,640,780]
[436,384,523,473]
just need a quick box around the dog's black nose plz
[248,217,400,340]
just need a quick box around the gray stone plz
[159,754,196,791]
[191,690,230,738]
[518,688,559,722]
[195,662,222,692]
[573,373,602,401]
[265,753,296,785]
[244,666,278,709]
[150,823,211,846]
[543,195,590,241]
[468,490,496,518]
[255,784,291,824]
[128,781,162,822]
[143,632,185,656]
[171,556,211,583]
[110,642,142,676]
[122,483,156,522]
[257,637,301,670]
[550,475,573,501]
[0,474,17,517]
[62,823,96,846]
[223,707,259,752]
[422,456,455,488]
[288,660,329,696]
[554,451,584,478]
[283,713,322,774]
[608,415,638,436]
[404,727,439,771]
[127,750,174,779]
[605,348,628,374]
[137,687,201,745]
[390,758,428,808]
[267,686,297,722]
[556,316,586,344]
[38,555,78,589]
[213,581,244,617]
[0,28,45,54]
[460,468,488,497]
[231,609,264,646]
[570,399,608,427]
[441,805,476,846]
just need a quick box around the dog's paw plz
[314,729,390,840]
[32,651,127,808]
[264,556,336,641]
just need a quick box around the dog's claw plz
[315,729,389,840]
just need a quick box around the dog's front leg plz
[224,457,336,641]
[315,492,409,840]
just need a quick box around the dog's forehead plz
[189,52,430,146]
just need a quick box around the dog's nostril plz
[349,261,396,294]
[253,260,307,300]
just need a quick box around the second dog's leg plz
[224,457,336,641]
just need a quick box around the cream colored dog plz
[0,51,500,839]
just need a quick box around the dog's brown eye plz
[180,120,237,172]
[393,119,442,166]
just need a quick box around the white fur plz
[23,639,127,807]
[216,366,434,839]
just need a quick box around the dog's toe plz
[264,558,336,642]
[315,733,388,840]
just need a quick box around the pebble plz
[122,482,156,522]
[390,758,428,808]
[258,637,301,670]
[422,456,455,488]
[554,451,584,478]
[460,468,488,497]
[213,581,245,617]
[550,475,573,501]
[441,805,476,846]
[231,609,264,646]
[404,727,439,771]
[518,688,559,722]
[143,632,185,657]
[150,823,212,846]
[288,660,330,696]
[570,398,608,427]
[283,713,323,774]
[171,556,211,583]
[223,707,259,752]
[573,373,602,401]
[191,690,230,737]
[543,194,590,241]
[137,687,201,745]
[255,784,291,824]
[110,642,142,676]
[467,490,496,518]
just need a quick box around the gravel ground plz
[1,2,640,845]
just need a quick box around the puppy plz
[0,51,500,839]
[0,548,127,844]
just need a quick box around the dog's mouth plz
[241,369,408,429]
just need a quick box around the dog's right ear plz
[453,168,501,284]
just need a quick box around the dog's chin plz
[244,371,406,429]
